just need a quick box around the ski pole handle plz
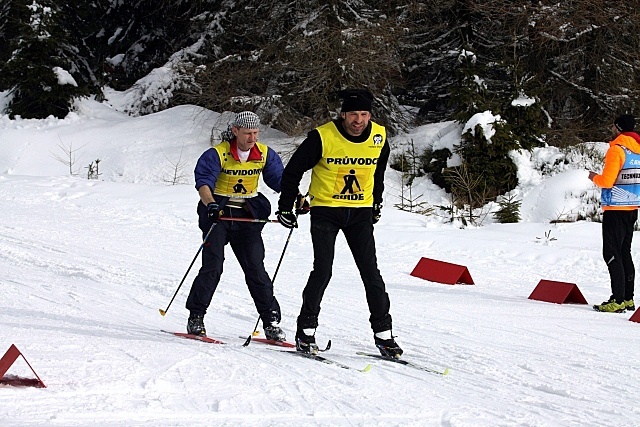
[218,217,279,223]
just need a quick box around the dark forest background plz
[2,1,640,201]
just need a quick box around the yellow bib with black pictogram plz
[212,141,268,198]
[309,121,386,207]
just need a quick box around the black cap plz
[614,114,635,132]
[339,88,374,113]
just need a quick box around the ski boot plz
[295,329,319,355]
[187,313,206,336]
[264,324,286,342]
[374,331,403,358]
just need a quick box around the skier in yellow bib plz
[276,89,402,358]
[186,111,288,341]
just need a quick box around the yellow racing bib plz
[212,141,268,198]
[309,121,386,207]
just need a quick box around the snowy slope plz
[1,99,639,427]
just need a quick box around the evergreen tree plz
[526,1,640,142]
[59,0,107,95]
[431,1,545,200]
[0,1,15,78]
[178,0,408,134]
[449,48,497,124]
[95,0,213,90]
[397,0,461,123]
[494,193,521,223]
[426,2,511,200]
[502,93,547,151]
[456,113,519,199]
[1,0,89,118]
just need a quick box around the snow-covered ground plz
[1,97,639,427]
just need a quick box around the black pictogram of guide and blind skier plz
[233,179,248,194]
[231,170,362,196]
[341,169,361,194]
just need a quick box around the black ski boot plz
[295,329,319,354]
[264,324,286,341]
[187,314,206,336]
[374,332,403,358]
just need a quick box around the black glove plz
[295,194,310,215]
[372,203,382,224]
[277,210,298,228]
[207,202,222,222]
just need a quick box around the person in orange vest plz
[276,89,402,358]
[589,114,640,313]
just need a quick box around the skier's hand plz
[207,202,222,222]
[372,203,382,224]
[277,210,298,228]
[295,194,310,215]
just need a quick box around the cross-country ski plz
[356,352,450,376]
[238,336,296,348]
[161,330,225,344]
[270,349,372,372]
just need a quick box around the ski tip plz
[442,367,450,376]
[362,364,372,373]
[159,309,166,316]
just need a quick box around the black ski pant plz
[602,209,637,303]
[297,207,392,334]
[186,208,281,325]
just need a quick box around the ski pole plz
[218,217,279,223]
[159,221,217,316]
[242,221,296,346]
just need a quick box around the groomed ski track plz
[1,173,639,426]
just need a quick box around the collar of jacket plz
[620,131,640,145]
[228,139,264,161]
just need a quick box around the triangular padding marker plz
[410,257,474,285]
